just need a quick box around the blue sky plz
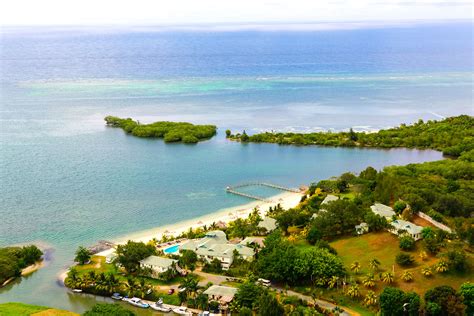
[0,0,472,26]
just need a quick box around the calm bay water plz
[0,21,472,312]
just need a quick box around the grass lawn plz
[0,303,77,316]
[330,231,473,296]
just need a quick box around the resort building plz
[180,231,255,270]
[258,217,277,232]
[240,236,265,248]
[355,222,369,235]
[389,220,423,241]
[139,255,178,277]
[321,194,339,205]
[203,285,238,312]
[370,203,396,219]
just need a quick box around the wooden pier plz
[225,182,300,202]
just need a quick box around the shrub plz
[396,253,415,267]
[399,235,416,251]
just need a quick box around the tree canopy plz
[105,116,216,143]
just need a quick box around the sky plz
[0,0,472,26]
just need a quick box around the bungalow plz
[180,231,254,270]
[390,220,423,241]
[203,285,238,311]
[355,222,369,235]
[370,203,396,220]
[321,194,339,205]
[258,217,277,232]
[139,255,178,278]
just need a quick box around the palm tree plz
[328,276,339,289]
[362,274,375,288]
[421,266,433,277]
[381,272,394,284]
[350,261,361,274]
[124,276,137,297]
[369,259,380,271]
[347,285,360,298]
[364,291,377,306]
[435,260,449,273]
[401,271,414,282]
[179,276,199,299]
[136,278,152,299]
[65,267,79,288]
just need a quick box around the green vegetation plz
[82,303,135,316]
[0,302,77,316]
[229,115,474,157]
[74,246,92,265]
[104,116,217,143]
[0,245,43,285]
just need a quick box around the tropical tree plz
[435,260,449,273]
[179,276,199,299]
[381,272,395,284]
[421,266,433,277]
[328,276,339,289]
[136,278,152,298]
[364,290,377,306]
[362,273,376,288]
[65,267,80,288]
[419,251,428,261]
[401,271,414,282]
[257,292,284,316]
[124,276,137,297]
[369,258,381,271]
[74,246,92,265]
[347,285,361,298]
[350,261,361,274]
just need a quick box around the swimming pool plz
[163,244,180,254]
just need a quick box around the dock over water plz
[225,182,301,202]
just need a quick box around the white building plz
[390,220,423,241]
[355,222,369,235]
[180,231,254,270]
[139,256,178,278]
[258,217,277,232]
[370,203,396,219]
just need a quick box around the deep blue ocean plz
[0,21,472,312]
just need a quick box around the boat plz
[71,289,82,293]
[150,299,172,312]
[127,297,150,309]
[111,293,123,300]
[173,306,192,315]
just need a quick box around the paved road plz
[194,271,358,316]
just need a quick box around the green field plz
[330,232,473,296]
[0,303,77,316]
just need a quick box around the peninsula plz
[105,116,217,143]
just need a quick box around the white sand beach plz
[97,191,303,256]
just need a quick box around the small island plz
[105,116,217,144]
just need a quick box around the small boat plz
[173,306,192,315]
[71,289,82,293]
[111,293,123,300]
[150,298,171,312]
[127,297,150,309]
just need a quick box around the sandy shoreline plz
[97,191,302,256]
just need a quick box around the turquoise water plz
[0,22,471,313]
[163,245,180,254]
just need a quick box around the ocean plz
[0,21,472,312]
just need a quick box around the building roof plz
[195,243,254,258]
[139,256,177,269]
[321,194,339,205]
[203,285,238,298]
[240,237,265,248]
[370,203,396,218]
[258,217,277,231]
[391,220,423,235]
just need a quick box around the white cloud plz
[0,0,471,26]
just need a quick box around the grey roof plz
[139,256,177,269]
[370,203,396,218]
[322,195,339,205]
[258,217,277,231]
[203,285,238,297]
[391,220,423,235]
